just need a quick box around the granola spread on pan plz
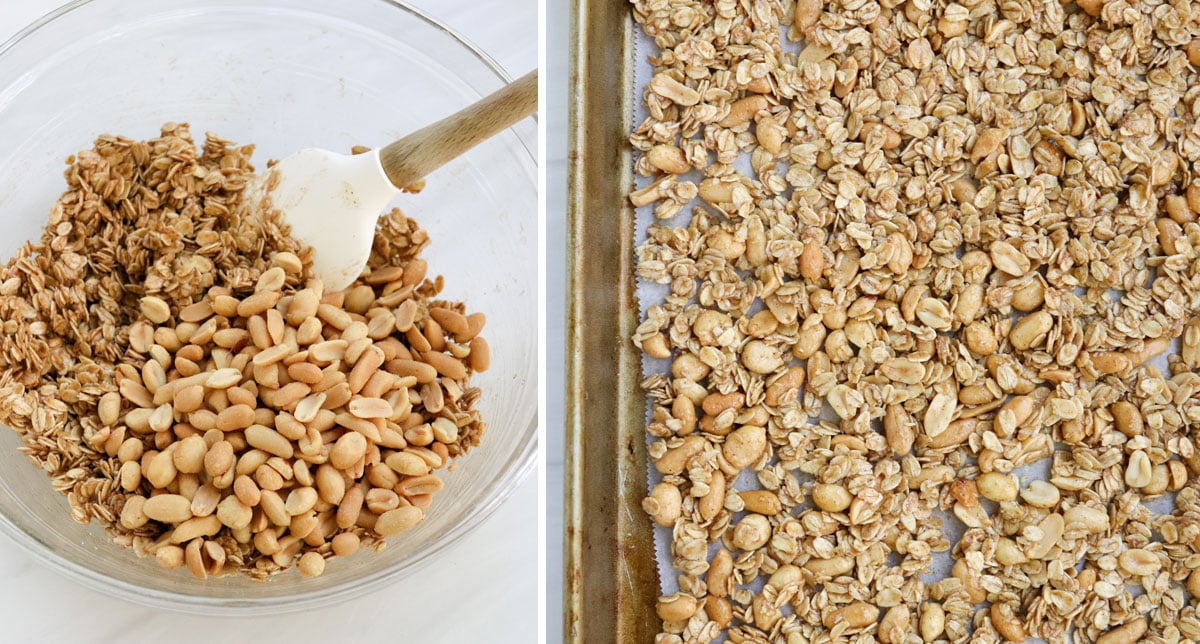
[632,0,1200,641]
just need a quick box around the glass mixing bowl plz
[0,0,537,614]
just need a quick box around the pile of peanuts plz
[108,251,489,578]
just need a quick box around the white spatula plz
[257,70,538,291]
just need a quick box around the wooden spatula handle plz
[380,70,538,189]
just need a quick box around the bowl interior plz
[0,0,536,612]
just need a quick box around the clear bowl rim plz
[0,0,538,615]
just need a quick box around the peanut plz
[644,483,683,526]
[722,425,767,469]
[794,0,821,31]
[823,602,879,629]
[1096,618,1147,644]
[298,551,326,578]
[812,483,852,512]
[989,603,1026,642]
[657,594,699,622]
[143,494,193,524]
[375,506,423,536]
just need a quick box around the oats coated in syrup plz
[0,124,490,580]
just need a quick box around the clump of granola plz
[632,0,1200,641]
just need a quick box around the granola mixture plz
[0,124,488,579]
[632,0,1200,641]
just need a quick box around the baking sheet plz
[564,1,660,642]
[624,11,1180,644]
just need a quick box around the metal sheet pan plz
[564,1,659,641]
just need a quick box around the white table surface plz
[0,2,538,643]
[546,1,568,643]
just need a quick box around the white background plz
[546,0,568,643]
[0,2,538,643]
